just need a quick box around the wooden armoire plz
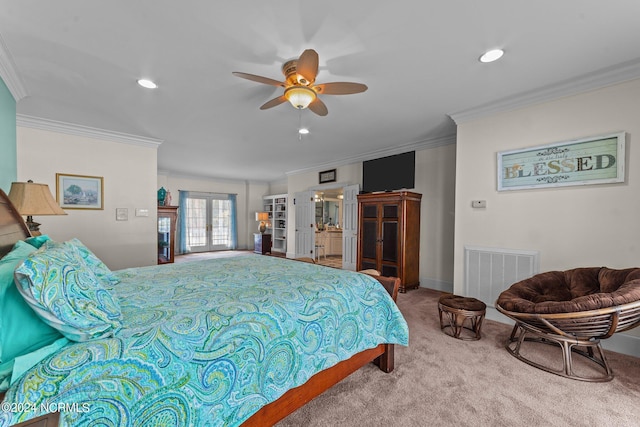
[356,191,421,292]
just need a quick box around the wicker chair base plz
[438,296,486,341]
[506,322,613,382]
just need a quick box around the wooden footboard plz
[242,343,393,426]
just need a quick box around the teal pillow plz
[0,359,13,392]
[66,238,119,287]
[0,242,62,364]
[14,242,122,342]
[24,234,52,249]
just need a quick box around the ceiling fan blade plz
[260,95,288,110]
[314,82,368,95]
[232,72,285,87]
[296,49,319,85]
[308,97,328,116]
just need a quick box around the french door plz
[183,193,235,252]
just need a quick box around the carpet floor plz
[277,287,640,427]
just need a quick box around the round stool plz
[438,294,486,341]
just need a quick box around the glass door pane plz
[210,199,232,250]
[381,220,398,262]
[158,216,172,261]
[185,197,208,252]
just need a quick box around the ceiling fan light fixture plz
[285,86,316,109]
[479,49,504,63]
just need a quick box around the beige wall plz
[286,143,457,290]
[416,144,456,289]
[454,78,640,349]
[157,173,270,250]
[17,127,158,270]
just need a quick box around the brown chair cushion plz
[439,294,486,311]
[497,267,640,314]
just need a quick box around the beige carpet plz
[277,287,640,427]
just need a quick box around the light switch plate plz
[135,208,149,217]
[116,208,128,221]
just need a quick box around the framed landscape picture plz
[56,173,104,209]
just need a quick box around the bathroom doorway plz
[314,189,343,268]
[295,184,359,270]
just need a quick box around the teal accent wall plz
[0,77,17,193]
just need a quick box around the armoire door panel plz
[361,220,378,259]
[362,204,378,218]
[382,204,398,219]
[381,264,398,278]
[381,221,398,262]
[361,260,378,271]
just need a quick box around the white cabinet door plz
[341,184,359,270]
[294,191,315,259]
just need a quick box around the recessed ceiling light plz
[298,128,310,135]
[137,79,158,89]
[479,49,504,63]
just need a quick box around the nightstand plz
[254,233,272,255]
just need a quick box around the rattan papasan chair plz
[496,267,640,382]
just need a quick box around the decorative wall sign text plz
[497,132,625,191]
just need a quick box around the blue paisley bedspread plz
[1,254,408,426]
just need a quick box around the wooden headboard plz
[0,188,31,258]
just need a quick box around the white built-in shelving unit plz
[263,194,287,253]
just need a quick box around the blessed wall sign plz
[497,132,626,191]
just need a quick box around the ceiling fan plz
[232,49,367,116]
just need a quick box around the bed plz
[0,189,408,426]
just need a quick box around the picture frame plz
[497,132,626,191]
[319,169,337,184]
[56,173,104,210]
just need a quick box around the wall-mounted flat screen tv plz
[362,151,415,193]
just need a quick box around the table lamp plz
[8,180,67,235]
[256,212,269,234]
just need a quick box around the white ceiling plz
[2,1,640,183]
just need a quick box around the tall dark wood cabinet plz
[158,206,178,264]
[356,191,422,292]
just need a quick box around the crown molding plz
[286,133,456,177]
[0,34,28,101]
[16,114,163,148]
[157,169,272,185]
[449,57,640,124]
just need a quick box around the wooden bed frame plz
[0,189,399,426]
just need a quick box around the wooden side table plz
[254,233,272,255]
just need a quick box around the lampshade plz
[8,181,67,233]
[256,212,269,234]
[284,86,316,109]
